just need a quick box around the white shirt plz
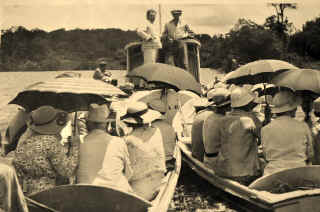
[92,138,133,193]
[162,19,193,40]
[136,20,162,48]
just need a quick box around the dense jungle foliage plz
[1,13,320,72]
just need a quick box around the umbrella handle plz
[67,112,78,157]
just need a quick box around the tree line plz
[1,4,320,73]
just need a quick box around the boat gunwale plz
[148,145,182,212]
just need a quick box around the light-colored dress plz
[125,126,166,200]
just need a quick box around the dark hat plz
[171,9,183,15]
[27,106,69,135]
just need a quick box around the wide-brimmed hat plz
[27,106,69,135]
[208,88,231,107]
[270,90,301,114]
[121,101,164,124]
[87,104,110,123]
[313,97,320,113]
[171,9,182,15]
[231,87,259,108]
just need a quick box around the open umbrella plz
[127,63,202,95]
[223,59,299,85]
[271,69,320,97]
[9,78,127,112]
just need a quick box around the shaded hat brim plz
[210,100,231,108]
[122,109,164,124]
[270,97,302,114]
[27,115,69,135]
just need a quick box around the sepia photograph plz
[1,0,320,211]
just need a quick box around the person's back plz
[192,88,231,162]
[261,90,313,176]
[152,119,176,165]
[125,126,166,200]
[262,116,313,175]
[191,109,215,161]
[218,111,261,178]
[120,102,166,200]
[76,103,113,184]
[213,87,262,185]
[77,130,112,184]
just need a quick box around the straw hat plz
[313,98,320,112]
[27,106,69,135]
[87,104,110,123]
[208,88,231,107]
[121,102,164,124]
[231,87,258,108]
[270,90,301,114]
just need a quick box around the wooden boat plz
[124,39,201,87]
[178,140,320,212]
[27,145,181,212]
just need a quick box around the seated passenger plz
[0,163,29,212]
[191,88,230,161]
[3,108,29,155]
[214,87,262,186]
[312,98,320,165]
[93,59,112,83]
[12,106,79,195]
[120,102,166,200]
[261,91,314,176]
[201,88,231,165]
[77,104,114,184]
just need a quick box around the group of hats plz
[87,101,163,125]
[194,85,261,109]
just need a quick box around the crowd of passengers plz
[2,72,320,205]
[192,82,320,186]
[1,72,200,201]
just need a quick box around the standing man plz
[93,59,112,83]
[136,9,162,64]
[136,9,162,48]
[161,9,195,69]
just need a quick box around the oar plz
[26,196,61,212]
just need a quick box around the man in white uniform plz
[136,9,162,64]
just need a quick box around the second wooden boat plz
[178,141,320,212]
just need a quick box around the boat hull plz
[178,141,320,212]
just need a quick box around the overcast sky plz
[1,0,320,36]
